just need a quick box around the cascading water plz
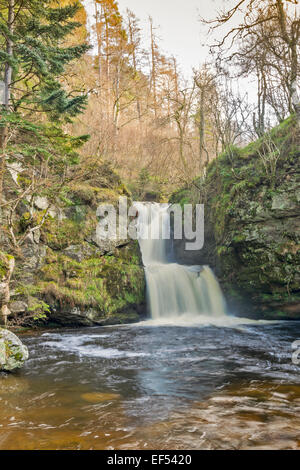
[135,202,227,321]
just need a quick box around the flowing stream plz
[134,202,226,321]
[0,203,299,450]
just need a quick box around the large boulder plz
[0,328,29,372]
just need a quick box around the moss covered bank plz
[0,160,146,327]
[172,116,300,319]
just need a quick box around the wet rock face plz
[217,189,300,319]
[0,329,29,372]
[171,117,300,319]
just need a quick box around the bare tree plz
[212,80,253,150]
[167,84,196,175]
[203,0,300,124]
[193,66,217,167]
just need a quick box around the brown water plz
[0,321,299,450]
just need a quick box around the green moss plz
[217,246,229,256]
[41,213,98,250]
[0,251,14,279]
[0,263,7,279]
[37,242,145,320]
[117,183,131,197]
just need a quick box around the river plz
[0,320,299,450]
[0,203,299,450]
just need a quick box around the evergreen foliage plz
[0,0,90,119]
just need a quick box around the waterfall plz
[135,202,227,321]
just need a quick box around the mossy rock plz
[0,328,29,372]
[35,240,146,326]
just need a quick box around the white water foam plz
[41,334,150,358]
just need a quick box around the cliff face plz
[171,117,300,319]
[0,160,146,327]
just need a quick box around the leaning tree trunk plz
[0,252,15,326]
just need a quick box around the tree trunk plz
[113,62,120,138]
[94,1,103,86]
[276,0,300,124]
[0,128,8,205]
[0,0,14,204]
[290,41,300,123]
[150,18,158,118]
[128,15,142,122]
[198,90,205,168]
[0,253,14,326]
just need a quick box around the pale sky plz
[84,0,299,80]
[117,0,225,77]
[84,0,234,78]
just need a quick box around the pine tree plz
[0,0,89,118]
[0,0,90,201]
